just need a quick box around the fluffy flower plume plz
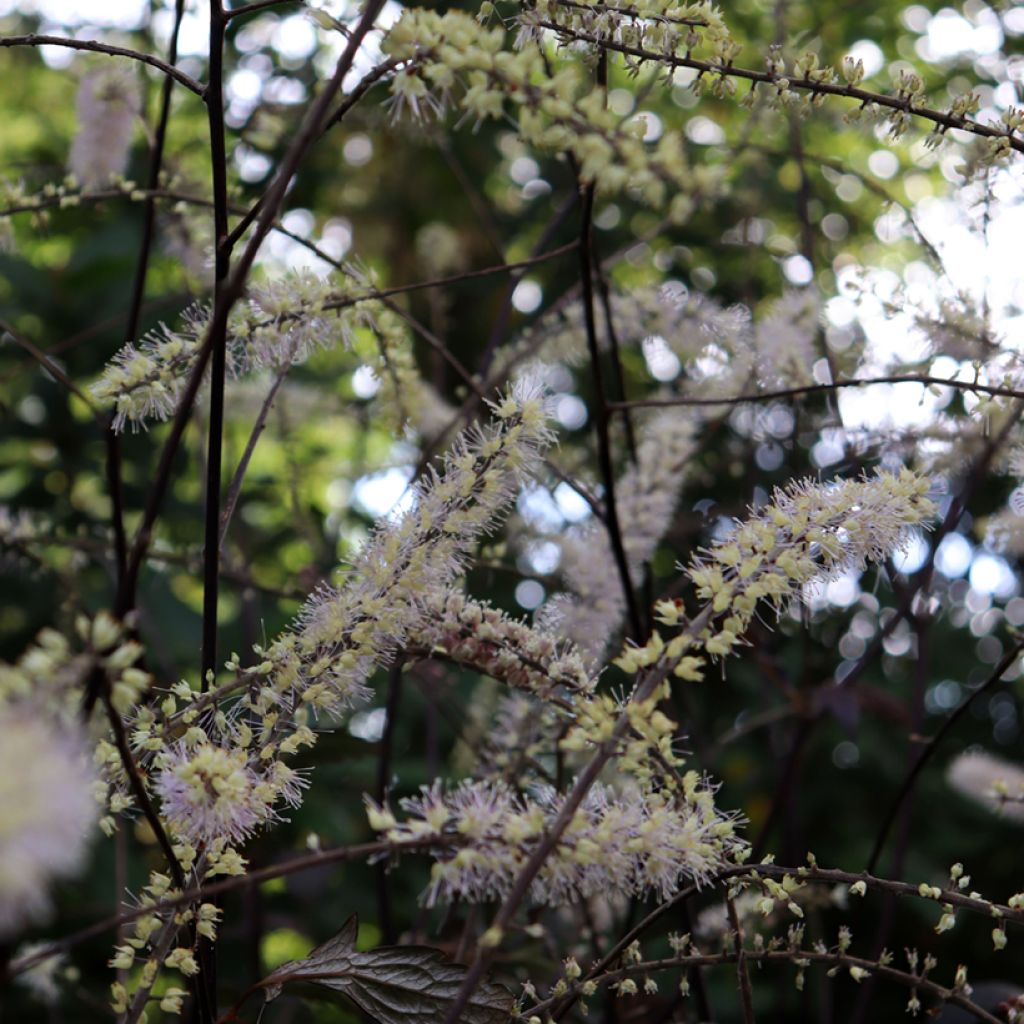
[369,776,742,906]
[69,64,140,189]
[753,289,822,387]
[258,379,553,717]
[407,588,595,698]
[616,468,936,677]
[91,268,414,432]
[947,751,1024,824]
[154,742,276,846]
[0,707,97,937]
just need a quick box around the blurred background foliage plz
[3,0,1024,1020]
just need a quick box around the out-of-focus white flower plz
[948,751,1024,824]
[11,943,65,1004]
[753,289,821,388]
[0,708,98,938]
[69,64,140,189]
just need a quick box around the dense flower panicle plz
[90,268,417,432]
[543,409,700,659]
[615,468,936,677]
[69,65,140,189]
[947,751,1024,824]
[369,776,742,906]
[407,588,596,697]
[0,707,98,938]
[262,381,552,703]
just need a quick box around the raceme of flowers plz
[90,267,413,432]
[131,379,556,854]
[381,9,725,221]
[610,469,937,682]
[367,776,743,906]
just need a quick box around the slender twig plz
[218,367,290,549]
[577,183,644,643]
[610,374,1024,409]
[727,897,757,1024]
[112,0,187,587]
[99,684,186,890]
[866,636,1024,873]
[529,949,1000,1024]
[0,35,205,96]
[376,660,405,944]
[226,0,299,19]
[0,319,101,415]
[200,0,233,697]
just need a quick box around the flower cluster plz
[382,10,723,220]
[91,267,417,432]
[369,776,742,906]
[613,469,936,680]
[407,588,596,698]
[153,741,302,847]
[257,378,553,721]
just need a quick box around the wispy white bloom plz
[260,379,554,720]
[11,943,66,1004]
[753,289,821,387]
[69,65,140,189]
[154,742,275,846]
[0,707,97,938]
[370,776,742,906]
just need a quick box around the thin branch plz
[226,0,300,19]
[533,23,1024,156]
[866,636,1024,873]
[111,0,187,587]
[727,897,757,1024]
[0,35,205,97]
[577,182,644,643]
[218,367,290,550]
[610,374,1024,409]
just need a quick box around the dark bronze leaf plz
[260,915,512,1024]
